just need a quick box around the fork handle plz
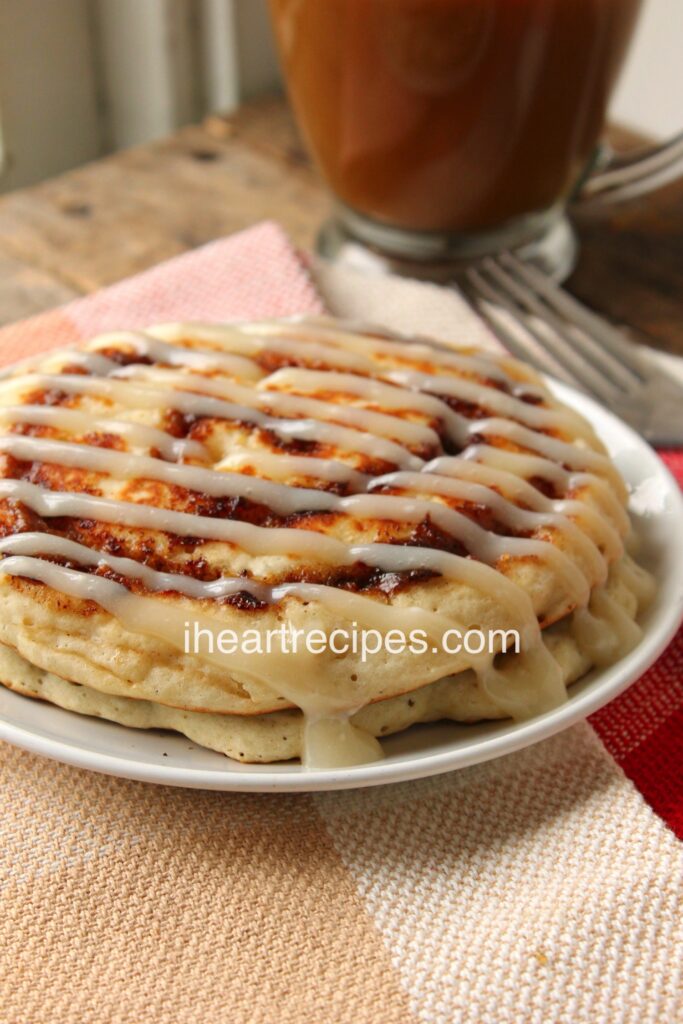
[573,131,683,209]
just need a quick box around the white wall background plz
[612,0,683,138]
[0,0,680,193]
[0,0,101,191]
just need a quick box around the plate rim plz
[0,377,681,791]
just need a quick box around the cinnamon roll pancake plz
[0,317,654,766]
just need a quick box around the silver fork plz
[575,130,683,210]
[462,251,683,447]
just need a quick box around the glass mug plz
[269,0,646,279]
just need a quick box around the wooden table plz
[0,95,681,354]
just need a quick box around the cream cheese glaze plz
[0,317,651,767]
[0,435,606,599]
[0,373,424,470]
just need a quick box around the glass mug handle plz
[573,130,683,210]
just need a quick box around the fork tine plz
[476,259,629,403]
[499,253,648,383]
[580,158,683,208]
[491,254,644,391]
[471,300,581,388]
[582,131,683,192]
[465,254,683,446]
[464,268,619,404]
[464,271,577,383]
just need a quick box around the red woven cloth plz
[591,450,683,838]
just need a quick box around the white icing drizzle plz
[147,321,379,374]
[0,547,475,739]
[478,644,568,719]
[0,555,347,713]
[0,434,599,609]
[0,532,459,639]
[0,317,648,766]
[115,329,593,452]
[369,470,610,586]
[86,330,265,381]
[110,365,441,451]
[0,478,542,639]
[1,373,421,469]
[0,435,342,514]
[215,450,369,489]
[261,367,470,446]
[571,588,642,665]
[342,492,591,605]
[0,434,370,516]
[460,444,630,534]
[462,443,568,487]
[465,418,625,495]
[0,404,206,461]
[617,554,657,607]
[49,349,121,375]
[237,317,529,386]
[417,459,624,561]
[384,368,594,439]
[0,533,254,599]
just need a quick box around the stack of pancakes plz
[0,318,653,765]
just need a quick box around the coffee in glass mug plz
[270,0,644,272]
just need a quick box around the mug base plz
[316,208,578,284]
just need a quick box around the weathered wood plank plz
[0,252,78,326]
[0,98,326,297]
[572,182,683,355]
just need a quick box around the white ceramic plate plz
[0,380,681,791]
